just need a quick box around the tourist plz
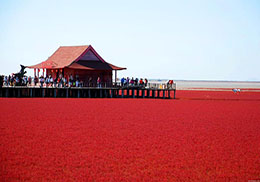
[126,77,130,86]
[10,75,15,86]
[54,77,57,87]
[144,78,148,87]
[79,80,83,87]
[139,78,144,86]
[134,78,139,86]
[4,76,8,86]
[123,78,127,86]
[15,76,19,86]
[34,76,38,86]
[40,76,44,87]
[62,77,67,87]
[97,77,101,88]
[88,77,93,87]
[25,76,28,85]
[57,77,61,87]
[121,77,125,87]
[28,76,32,86]
[130,77,134,86]
[8,75,11,86]
[167,80,174,89]
[49,76,53,87]
[69,74,73,87]
[45,76,49,87]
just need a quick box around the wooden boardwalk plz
[0,86,176,99]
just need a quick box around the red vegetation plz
[0,91,260,181]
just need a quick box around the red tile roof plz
[28,45,126,70]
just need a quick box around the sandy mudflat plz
[149,79,260,91]
[175,80,260,90]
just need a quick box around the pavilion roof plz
[27,45,126,71]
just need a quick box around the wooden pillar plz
[104,89,107,98]
[88,89,91,98]
[42,88,45,97]
[94,89,97,98]
[110,89,113,98]
[5,88,8,97]
[121,89,124,98]
[163,90,165,99]
[114,70,117,86]
[66,88,69,98]
[17,88,21,98]
[100,89,102,98]
[132,88,135,98]
[77,89,80,98]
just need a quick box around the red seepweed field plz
[0,90,260,181]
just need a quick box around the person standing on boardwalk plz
[121,77,125,87]
[97,77,101,88]
[144,78,148,87]
[34,76,38,86]
[88,77,93,87]
[28,76,32,86]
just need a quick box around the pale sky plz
[0,0,259,81]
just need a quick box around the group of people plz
[1,73,103,88]
[35,74,86,88]
[120,77,148,87]
[2,75,31,86]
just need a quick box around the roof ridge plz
[60,45,90,48]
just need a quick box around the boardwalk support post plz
[5,88,8,97]
[121,89,124,98]
[77,89,80,98]
[100,89,102,98]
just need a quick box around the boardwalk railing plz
[115,82,176,89]
[0,85,176,99]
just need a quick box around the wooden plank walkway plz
[0,86,176,99]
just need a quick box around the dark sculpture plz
[13,64,27,86]
[14,64,27,77]
[0,75,3,88]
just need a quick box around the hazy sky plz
[0,0,259,81]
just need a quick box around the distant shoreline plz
[148,79,260,89]
[149,79,260,83]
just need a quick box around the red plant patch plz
[0,91,260,181]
